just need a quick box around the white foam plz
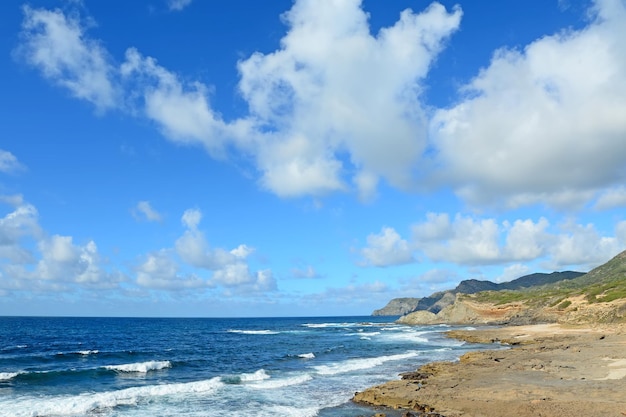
[298,352,315,359]
[0,377,224,417]
[258,405,319,417]
[380,330,429,344]
[78,350,99,355]
[313,351,420,375]
[227,329,280,335]
[301,322,357,328]
[0,372,20,381]
[348,331,380,337]
[247,373,313,390]
[104,360,171,373]
[240,369,270,382]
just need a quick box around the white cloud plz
[18,1,462,200]
[398,268,461,294]
[0,202,40,264]
[211,263,276,292]
[19,0,626,211]
[0,199,126,291]
[181,208,202,229]
[237,1,462,197]
[120,48,229,153]
[409,212,624,269]
[502,218,550,260]
[495,264,531,284]
[18,6,118,111]
[131,208,274,293]
[136,249,204,290]
[0,202,41,245]
[167,0,192,12]
[359,227,414,267]
[594,186,626,210]
[544,221,622,270]
[175,210,250,270]
[0,150,25,174]
[133,201,163,222]
[430,0,626,208]
[412,213,500,265]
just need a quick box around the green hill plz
[474,250,626,307]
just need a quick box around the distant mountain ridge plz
[373,271,584,316]
[397,250,626,325]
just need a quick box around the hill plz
[399,250,626,325]
[372,271,583,316]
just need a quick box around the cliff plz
[373,271,583,316]
[371,297,420,316]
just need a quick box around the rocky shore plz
[353,324,626,417]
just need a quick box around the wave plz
[227,329,280,335]
[55,349,100,357]
[378,329,430,344]
[313,351,420,375]
[0,377,224,417]
[240,369,270,382]
[298,352,315,359]
[247,373,312,390]
[301,322,357,328]
[348,331,381,337]
[77,349,99,355]
[0,372,21,381]
[103,360,171,373]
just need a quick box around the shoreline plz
[353,323,626,417]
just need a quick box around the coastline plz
[353,323,626,417]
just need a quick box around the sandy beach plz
[353,324,626,417]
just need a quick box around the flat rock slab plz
[353,324,626,417]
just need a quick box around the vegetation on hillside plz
[471,251,626,308]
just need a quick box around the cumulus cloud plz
[18,6,118,111]
[544,220,623,270]
[237,1,462,197]
[18,0,626,210]
[136,249,204,290]
[0,150,25,174]
[359,227,414,267]
[0,198,126,291]
[133,201,163,222]
[0,201,40,263]
[131,208,276,293]
[18,1,462,200]
[406,212,623,269]
[430,0,626,208]
[412,213,501,264]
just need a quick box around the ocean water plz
[0,316,485,417]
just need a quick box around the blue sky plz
[1,0,626,317]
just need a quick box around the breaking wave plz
[103,360,172,373]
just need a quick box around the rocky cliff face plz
[373,271,584,316]
[372,297,420,316]
[398,293,626,326]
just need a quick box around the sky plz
[1,0,626,317]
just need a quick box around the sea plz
[0,316,489,417]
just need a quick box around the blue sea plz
[0,316,486,417]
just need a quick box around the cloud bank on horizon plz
[1,0,626,316]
